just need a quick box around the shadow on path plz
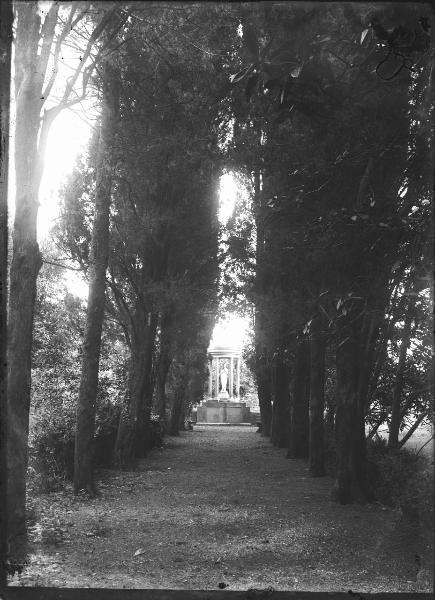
[10,425,433,591]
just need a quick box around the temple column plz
[208,358,212,397]
[215,357,219,398]
[236,356,240,398]
[229,357,234,398]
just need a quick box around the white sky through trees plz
[38,107,92,240]
[9,0,249,340]
[24,105,249,342]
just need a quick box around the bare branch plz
[42,259,84,272]
[416,434,434,457]
[42,6,80,101]
[59,7,118,106]
[37,2,59,82]
[399,412,429,448]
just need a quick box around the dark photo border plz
[0,2,433,599]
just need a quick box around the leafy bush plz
[28,403,76,493]
[367,437,434,530]
[29,397,128,492]
[28,256,129,491]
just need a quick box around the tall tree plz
[227,2,432,502]
[74,35,121,494]
[288,337,310,459]
[8,2,119,559]
[0,0,13,581]
[58,4,227,468]
[308,309,326,476]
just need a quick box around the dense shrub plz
[28,403,76,493]
[29,400,126,491]
[367,437,434,530]
[28,256,129,491]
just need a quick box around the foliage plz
[29,244,128,490]
[53,4,240,462]
[367,438,433,536]
[24,3,433,507]
[221,1,432,485]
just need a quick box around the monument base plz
[196,422,253,427]
[197,399,251,424]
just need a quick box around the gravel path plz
[11,425,432,591]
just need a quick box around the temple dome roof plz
[208,340,242,357]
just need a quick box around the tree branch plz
[37,2,59,84]
[399,412,429,448]
[59,6,118,106]
[42,259,84,272]
[42,6,84,101]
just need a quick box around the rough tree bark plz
[333,301,373,503]
[169,369,190,436]
[288,337,310,459]
[155,313,173,427]
[271,355,290,448]
[255,354,272,437]
[253,146,273,437]
[114,311,158,467]
[137,313,158,457]
[6,3,57,560]
[74,54,120,494]
[309,310,326,476]
[0,0,13,581]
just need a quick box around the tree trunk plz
[6,4,53,561]
[325,395,336,438]
[156,352,171,424]
[271,356,290,447]
[7,3,117,553]
[333,303,372,503]
[0,0,13,581]
[253,148,273,437]
[309,311,326,476]
[73,57,119,494]
[136,313,158,458]
[388,305,413,450]
[288,337,310,459]
[256,355,272,437]
[169,373,188,436]
[113,311,158,467]
[113,336,146,469]
[155,313,173,427]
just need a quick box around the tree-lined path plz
[3,4,433,587]
[11,426,431,591]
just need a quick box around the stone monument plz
[196,339,251,424]
[219,364,229,399]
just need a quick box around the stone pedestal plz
[197,399,251,424]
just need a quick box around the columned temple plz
[196,341,251,424]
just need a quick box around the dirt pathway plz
[10,426,432,591]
